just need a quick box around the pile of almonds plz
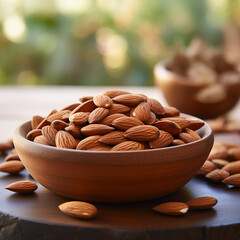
[25,90,204,151]
[197,141,240,187]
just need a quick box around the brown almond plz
[103,90,130,98]
[132,102,151,122]
[69,112,90,125]
[88,107,109,124]
[108,104,131,115]
[154,120,181,135]
[33,135,50,146]
[113,94,146,107]
[99,113,126,126]
[124,125,159,141]
[222,173,240,187]
[208,144,228,160]
[222,160,240,175]
[93,95,113,108]
[179,132,196,143]
[153,202,189,216]
[228,147,240,161]
[71,99,96,115]
[61,103,80,111]
[26,129,42,141]
[225,122,240,133]
[5,153,20,162]
[76,135,102,150]
[145,112,157,125]
[36,109,57,129]
[162,106,180,117]
[0,161,24,174]
[51,120,69,130]
[172,139,185,146]
[111,141,145,151]
[149,130,174,149]
[211,159,229,168]
[31,115,44,130]
[186,197,217,209]
[206,117,226,133]
[186,118,205,131]
[81,124,114,136]
[185,128,201,141]
[55,131,77,149]
[161,117,191,130]
[65,124,82,138]
[79,96,94,103]
[47,110,70,123]
[5,181,38,194]
[112,117,144,131]
[88,145,112,151]
[147,98,164,115]
[59,201,97,219]
[205,169,229,182]
[197,160,215,175]
[99,131,126,145]
[42,125,58,146]
[0,139,13,152]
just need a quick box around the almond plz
[88,107,109,124]
[55,131,77,149]
[205,169,229,182]
[5,181,38,193]
[88,145,112,151]
[147,98,164,115]
[51,120,69,130]
[145,112,157,125]
[186,196,217,209]
[42,125,58,146]
[172,139,185,146]
[65,124,82,138]
[81,124,114,136]
[36,109,57,129]
[0,139,13,152]
[149,130,173,149]
[79,96,94,103]
[108,104,131,115]
[103,90,130,98]
[206,117,226,133]
[31,115,44,130]
[5,152,20,161]
[222,173,240,187]
[99,131,126,145]
[225,122,240,132]
[93,95,113,108]
[211,159,229,168]
[197,160,215,175]
[47,110,71,123]
[112,117,144,131]
[0,161,24,174]
[58,201,97,219]
[71,99,96,115]
[76,135,102,150]
[124,125,159,141]
[132,102,151,122]
[33,135,50,146]
[69,112,90,125]
[228,147,240,161]
[113,94,146,107]
[185,128,201,141]
[154,120,181,135]
[26,129,42,141]
[178,132,196,143]
[99,113,126,126]
[161,117,191,130]
[222,160,240,174]
[162,106,180,117]
[186,118,205,131]
[61,103,80,111]
[111,141,145,151]
[153,202,189,216]
[208,144,228,160]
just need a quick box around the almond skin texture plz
[0,140,13,152]
[5,181,38,194]
[161,117,191,131]
[186,197,218,209]
[99,113,126,126]
[145,112,157,125]
[222,160,240,175]
[88,145,112,151]
[79,96,93,103]
[149,130,174,149]
[197,160,215,175]
[172,139,185,146]
[81,124,114,136]
[179,132,196,143]
[71,99,96,115]
[208,144,228,160]
[111,141,145,151]
[103,90,130,98]
[153,202,189,216]
[42,125,58,146]
[124,125,159,141]
[51,120,69,130]
[108,104,131,115]
[65,124,82,138]
[113,94,146,107]
[154,120,181,135]
[47,110,71,123]
[163,106,180,117]
[55,131,77,149]
[222,173,240,187]
[33,135,49,146]
[76,135,102,150]
[99,131,126,145]
[93,95,113,108]
[88,107,109,124]
[0,161,24,174]
[186,118,205,131]
[59,201,97,219]
[211,159,229,168]
[185,128,201,141]
[26,129,42,141]
[132,102,151,122]
[228,147,240,161]
[5,152,20,162]
[147,98,164,115]
[69,112,90,125]
[31,115,44,130]
[112,117,144,131]
[205,169,229,182]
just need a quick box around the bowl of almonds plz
[13,90,213,203]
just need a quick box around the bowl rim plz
[14,113,213,155]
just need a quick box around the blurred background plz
[0,0,240,86]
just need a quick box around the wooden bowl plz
[154,61,240,119]
[13,117,213,203]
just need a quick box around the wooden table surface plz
[0,86,240,240]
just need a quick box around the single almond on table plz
[172,139,185,146]
[88,107,109,124]
[93,95,113,108]
[112,116,144,131]
[222,160,240,175]
[197,160,215,175]
[108,104,131,115]
[179,132,196,143]
[211,159,229,168]
[33,135,50,146]
[99,113,126,126]
[69,112,90,125]
[71,99,96,115]
[228,147,240,161]
[222,173,240,187]
[113,94,146,107]
[185,128,201,141]
[208,144,228,160]
[205,169,229,182]
[149,130,174,149]
[186,196,217,209]
[162,106,180,117]
[61,103,80,111]
[26,129,42,141]
[65,124,82,138]
[154,120,181,135]
[0,161,24,174]
[103,90,130,98]
[124,125,159,141]
[147,98,164,115]
[76,135,102,150]
[5,181,38,193]
[59,201,97,219]
[51,120,69,130]
[55,131,77,149]
[79,96,93,103]
[153,202,189,216]
[0,139,13,152]
[81,124,114,136]
[5,152,20,162]
[99,131,126,145]
[42,125,58,146]
[31,115,44,130]
[111,141,145,151]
